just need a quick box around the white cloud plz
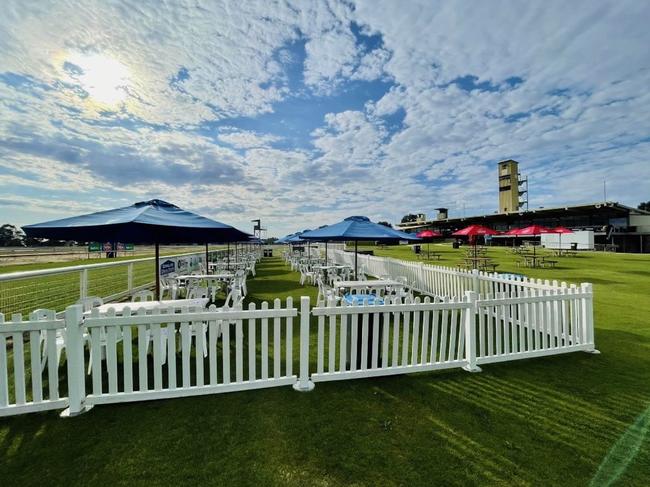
[1,0,649,236]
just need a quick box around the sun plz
[64,52,130,106]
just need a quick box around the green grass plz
[1,248,649,486]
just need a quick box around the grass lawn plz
[1,248,649,486]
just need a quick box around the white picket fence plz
[0,267,597,418]
[329,249,575,300]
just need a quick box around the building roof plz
[396,201,649,231]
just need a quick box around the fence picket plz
[247,303,256,382]
[29,328,43,403]
[286,297,293,377]
[339,311,348,371]
[361,311,369,370]
[0,316,7,407]
[259,301,268,379]
[273,299,281,379]
[328,298,337,373]
[411,298,421,366]
[123,324,133,393]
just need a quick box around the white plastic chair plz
[160,277,179,300]
[132,290,155,302]
[188,286,209,300]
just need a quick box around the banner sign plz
[125,243,134,251]
[160,259,176,276]
[88,242,102,252]
[102,242,113,252]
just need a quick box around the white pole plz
[61,304,92,417]
[293,296,315,391]
[462,291,481,372]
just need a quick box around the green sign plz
[88,242,102,252]
[125,243,134,251]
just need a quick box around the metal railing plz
[0,249,230,318]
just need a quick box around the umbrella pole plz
[227,242,230,270]
[155,242,160,300]
[205,243,209,274]
[354,240,358,280]
[325,241,328,264]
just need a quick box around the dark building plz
[397,202,650,253]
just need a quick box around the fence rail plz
[329,249,571,299]
[0,249,230,318]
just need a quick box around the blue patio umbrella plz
[23,199,250,298]
[301,216,420,278]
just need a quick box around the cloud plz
[0,0,649,236]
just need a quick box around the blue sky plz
[1,0,649,237]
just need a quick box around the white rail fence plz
[0,249,229,318]
[1,286,596,418]
[329,249,574,300]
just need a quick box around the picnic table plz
[422,252,442,260]
[519,254,558,268]
[551,249,578,257]
[88,298,209,316]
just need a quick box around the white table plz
[314,265,351,271]
[175,273,233,280]
[335,280,403,291]
[90,298,209,315]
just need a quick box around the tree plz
[400,214,419,223]
[377,221,392,228]
[639,201,650,212]
[0,224,25,246]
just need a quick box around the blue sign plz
[160,259,176,276]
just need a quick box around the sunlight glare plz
[65,52,130,105]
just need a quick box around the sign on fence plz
[88,242,101,252]
[160,259,176,276]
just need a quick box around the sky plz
[1,0,649,237]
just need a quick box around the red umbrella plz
[504,228,522,235]
[452,225,499,263]
[452,224,500,237]
[516,224,552,255]
[416,230,442,238]
[516,224,552,236]
[416,230,442,259]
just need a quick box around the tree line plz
[0,224,72,247]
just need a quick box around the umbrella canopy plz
[301,216,419,279]
[551,226,574,234]
[516,224,552,236]
[301,216,420,242]
[504,228,522,235]
[286,230,311,243]
[452,224,500,237]
[23,199,250,299]
[416,230,442,238]
[23,199,250,243]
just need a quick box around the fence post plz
[462,291,481,373]
[471,269,480,296]
[60,304,92,417]
[580,283,599,354]
[127,263,134,293]
[293,296,315,392]
[80,269,88,299]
